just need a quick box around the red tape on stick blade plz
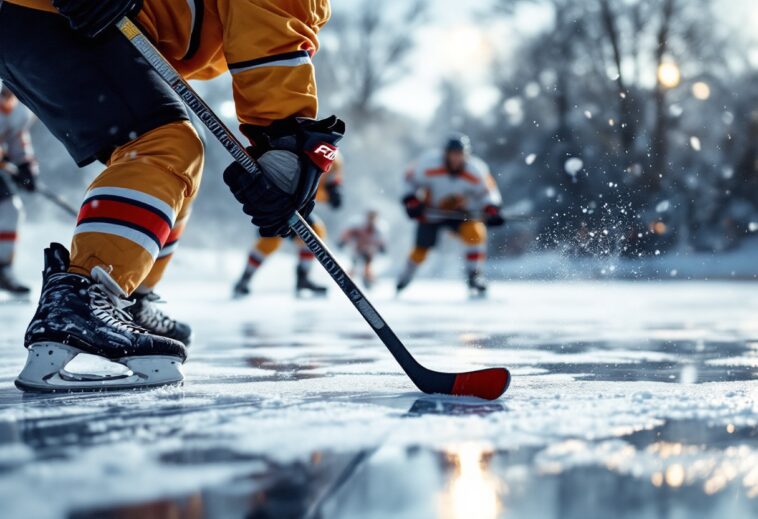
[451,368,510,400]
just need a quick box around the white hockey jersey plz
[404,150,502,219]
[0,100,36,167]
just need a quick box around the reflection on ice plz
[1,279,758,518]
[440,443,501,519]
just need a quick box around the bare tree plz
[316,0,428,122]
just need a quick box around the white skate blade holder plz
[15,342,184,392]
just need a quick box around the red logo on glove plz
[306,143,338,172]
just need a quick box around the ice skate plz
[129,291,193,346]
[296,265,327,297]
[232,272,253,299]
[396,275,412,295]
[0,265,30,297]
[467,270,488,299]
[15,243,187,393]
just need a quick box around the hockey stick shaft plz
[116,19,444,391]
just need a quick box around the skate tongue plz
[43,243,71,277]
[90,266,128,299]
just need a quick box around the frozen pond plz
[1,270,757,518]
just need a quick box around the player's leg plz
[457,220,488,295]
[0,4,192,390]
[363,253,375,289]
[0,167,27,295]
[233,235,283,297]
[397,223,438,293]
[129,196,199,345]
[294,214,327,296]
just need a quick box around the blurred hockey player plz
[397,133,505,297]
[1,0,343,391]
[338,209,386,289]
[233,153,343,298]
[0,84,37,296]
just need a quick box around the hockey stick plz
[36,183,78,218]
[424,208,535,223]
[116,18,510,400]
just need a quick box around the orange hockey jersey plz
[7,0,330,126]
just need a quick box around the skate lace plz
[87,266,145,334]
[135,293,175,334]
[89,284,144,334]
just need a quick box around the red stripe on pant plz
[299,250,315,260]
[0,232,17,241]
[248,255,263,267]
[466,252,485,261]
[78,199,172,245]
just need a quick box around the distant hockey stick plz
[423,208,535,222]
[37,183,78,218]
[117,18,510,400]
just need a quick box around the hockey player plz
[232,152,343,298]
[0,84,37,296]
[338,209,386,289]
[397,134,505,297]
[0,0,343,391]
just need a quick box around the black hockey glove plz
[52,0,143,38]
[12,163,37,192]
[483,205,506,227]
[326,182,343,209]
[402,194,425,220]
[224,116,345,238]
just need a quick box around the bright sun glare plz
[440,443,501,519]
[435,25,493,78]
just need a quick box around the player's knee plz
[459,221,486,245]
[410,247,429,264]
[111,121,205,198]
[166,121,204,197]
[256,236,282,256]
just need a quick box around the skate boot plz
[467,270,488,299]
[129,291,193,346]
[15,243,187,392]
[296,265,327,297]
[232,272,252,299]
[396,273,413,295]
[396,261,418,296]
[0,264,30,296]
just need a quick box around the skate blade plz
[15,342,184,393]
[296,289,328,299]
[468,289,488,300]
[0,293,31,305]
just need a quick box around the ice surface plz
[0,236,757,518]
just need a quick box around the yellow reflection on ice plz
[658,62,681,89]
[440,443,501,519]
[665,464,685,487]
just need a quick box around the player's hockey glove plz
[402,194,426,220]
[14,162,37,192]
[224,116,345,238]
[326,182,343,209]
[484,205,506,227]
[52,0,143,38]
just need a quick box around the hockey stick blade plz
[290,213,511,400]
[118,18,511,400]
